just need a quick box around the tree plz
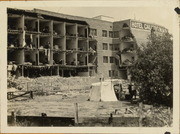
[130,32,173,107]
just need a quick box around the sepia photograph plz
[0,0,179,133]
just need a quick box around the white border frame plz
[0,0,179,133]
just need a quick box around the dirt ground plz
[7,76,173,127]
[8,76,135,117]
[8,88,135,117]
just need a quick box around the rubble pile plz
[12,76,98,92]
[142,106,173,127]
[125,105,173,127]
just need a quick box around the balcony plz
[121,36,134,42]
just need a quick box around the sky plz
[17,6,174,33]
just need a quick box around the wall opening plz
[53,21,64,36]
[66,23,76,36]
[24,18,38,32]
[39,20,52,34]
[53,52,65,65]
[78,25,87,37]
[8,33,23,47]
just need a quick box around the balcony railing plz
[121,47,135,53]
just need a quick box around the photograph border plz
[0,0,179,133]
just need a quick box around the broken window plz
[103,56,108,63]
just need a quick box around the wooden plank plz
[74,103,79,125]
[7,91,33,100]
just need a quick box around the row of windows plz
[103,30,119,38]
[103,43,119,51]
[103,56,119,65]
[90,28,119,38]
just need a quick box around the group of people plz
[114,82,137,101]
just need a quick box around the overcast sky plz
[17,6,174,33]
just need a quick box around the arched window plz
[123,23,129,28]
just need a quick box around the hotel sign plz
[131,21,168,33]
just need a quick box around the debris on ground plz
[7,76,173,127]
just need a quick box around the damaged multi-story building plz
[7,8,168,79]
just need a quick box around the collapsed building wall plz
[7,8,168,79]
[7,8,96,78]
